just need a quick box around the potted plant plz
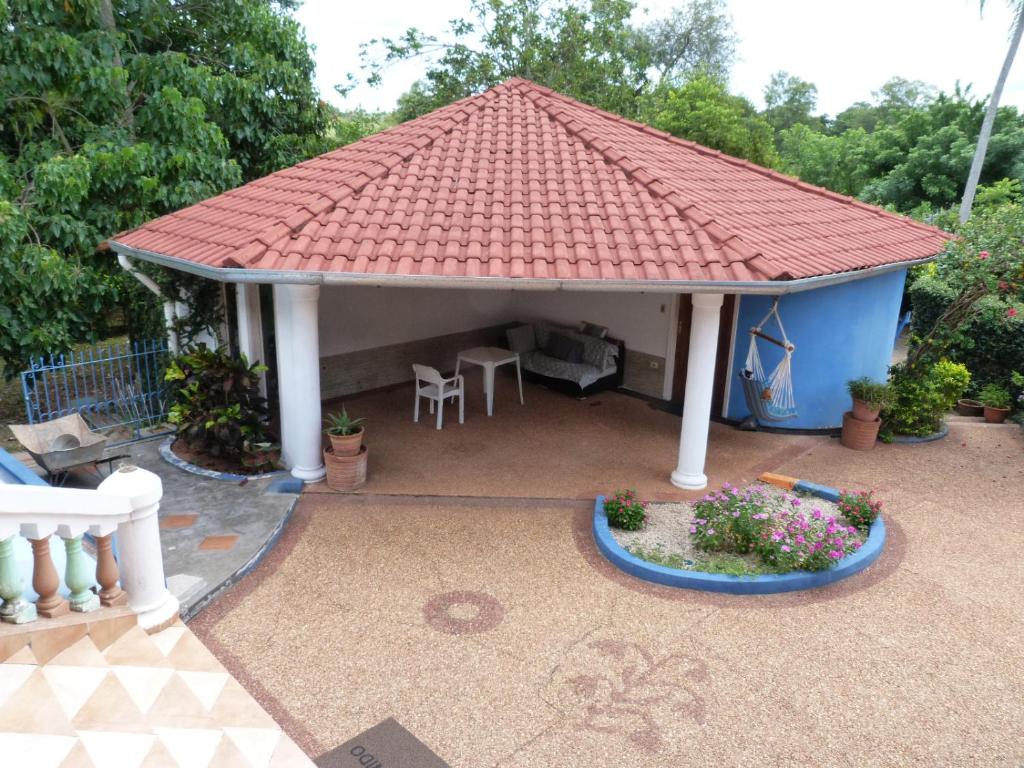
[978,383,1012,423]
[956,398,984,417]
[323,407,365,456]
[847,377,889,422]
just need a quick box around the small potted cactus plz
[323,407,365,456]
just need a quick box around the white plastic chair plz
[412,364,464,430]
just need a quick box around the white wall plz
[318,285,517,356]
[512,291,672,358]
[316,285,675,396]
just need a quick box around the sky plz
[294,0,1024,117]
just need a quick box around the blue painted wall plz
[725,269,907,429]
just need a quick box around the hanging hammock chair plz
[739,297,798,423]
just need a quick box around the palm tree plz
[959,1,1024,223]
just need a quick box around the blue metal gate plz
[20,340,173,444]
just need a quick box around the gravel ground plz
[610,483,850,569]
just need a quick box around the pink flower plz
[707,528,715,535]
[979,251,990,260]
[1009,307,1019,318]
[781,545,791,552]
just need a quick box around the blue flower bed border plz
[593,481,886,595]
[159,437,289,483]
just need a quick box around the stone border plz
[593,483,886,595]
[888,423,949,444]
[159,437,289,482]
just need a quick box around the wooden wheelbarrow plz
[9,414,129,485]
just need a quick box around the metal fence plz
[20,340,173,444]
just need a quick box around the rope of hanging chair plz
[745,298,796,413]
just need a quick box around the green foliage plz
[846,377,891,410]
[882,360,971,437]
[604,489,647,531]
[0,0,333,375]
[908,202,1024,392]
[778,84,1024,213]
[762,71,821,136]
[647,75,779,167]
[361,0,735,122]
[323,407,365,437]
[166,345,271,459]
[692,484,866,573]
[837,490,882,531]
[978,383,1012,409]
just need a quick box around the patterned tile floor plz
[0,617,312,767]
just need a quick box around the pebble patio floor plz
[190,419,1024,767]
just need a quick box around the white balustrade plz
[0,465,180,632]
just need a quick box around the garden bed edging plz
[159,437,289,482]
[593,482,886,595]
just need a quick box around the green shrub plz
[604,489,647,530]
[978,383,1012,409]
[837,490,882,531]
[847,377,890,409]
[907,203,1023,393]
[882,360,970,437]
[166,345,272,459]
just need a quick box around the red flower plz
[999,281,1010,292]
[1009,307,1019,318]
[979,251,990,259]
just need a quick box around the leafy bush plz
[847,377,890,409]
[166,345,272,459]
[882,360,970,437]
[837,490,882,531]
[978,383,1012,409]
[690,484,864,572]
[907,203,1024,393]
[604,489,647,531]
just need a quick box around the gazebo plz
[108,78,949,489]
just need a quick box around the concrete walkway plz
[12,438,298,619]
[190,420,1024,767]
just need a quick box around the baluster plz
[0,537,37,624]
[94,534,126,607]
[30,536,69,618]
[63,536,99,612]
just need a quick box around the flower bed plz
[593,481,886,594]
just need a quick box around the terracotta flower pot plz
[956,399,984,417]
[840,411,880,451]
[328,428,364,457]
[983,405,1010,424]
[324,445,368,491]
[851,398,882,422]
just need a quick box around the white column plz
[671,293,724,490]
[273,283,326,482]
[235,283,266,397]
[98,467,180,632]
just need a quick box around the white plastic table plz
[454,346,524,416]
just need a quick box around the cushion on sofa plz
[578,321,609,339]
[506,324,536,353]
[544,331,585,363]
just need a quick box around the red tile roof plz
[111,78,950,284]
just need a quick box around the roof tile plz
[113,78,950,284]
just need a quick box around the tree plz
[960,1,1024,222]
[358,0,736,121]
[778,85,1024,214]
[0,0,332,375]
[639,0,735,85]
[831,78,937,134]
[762,71,820,134]
[647,75,779,167]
